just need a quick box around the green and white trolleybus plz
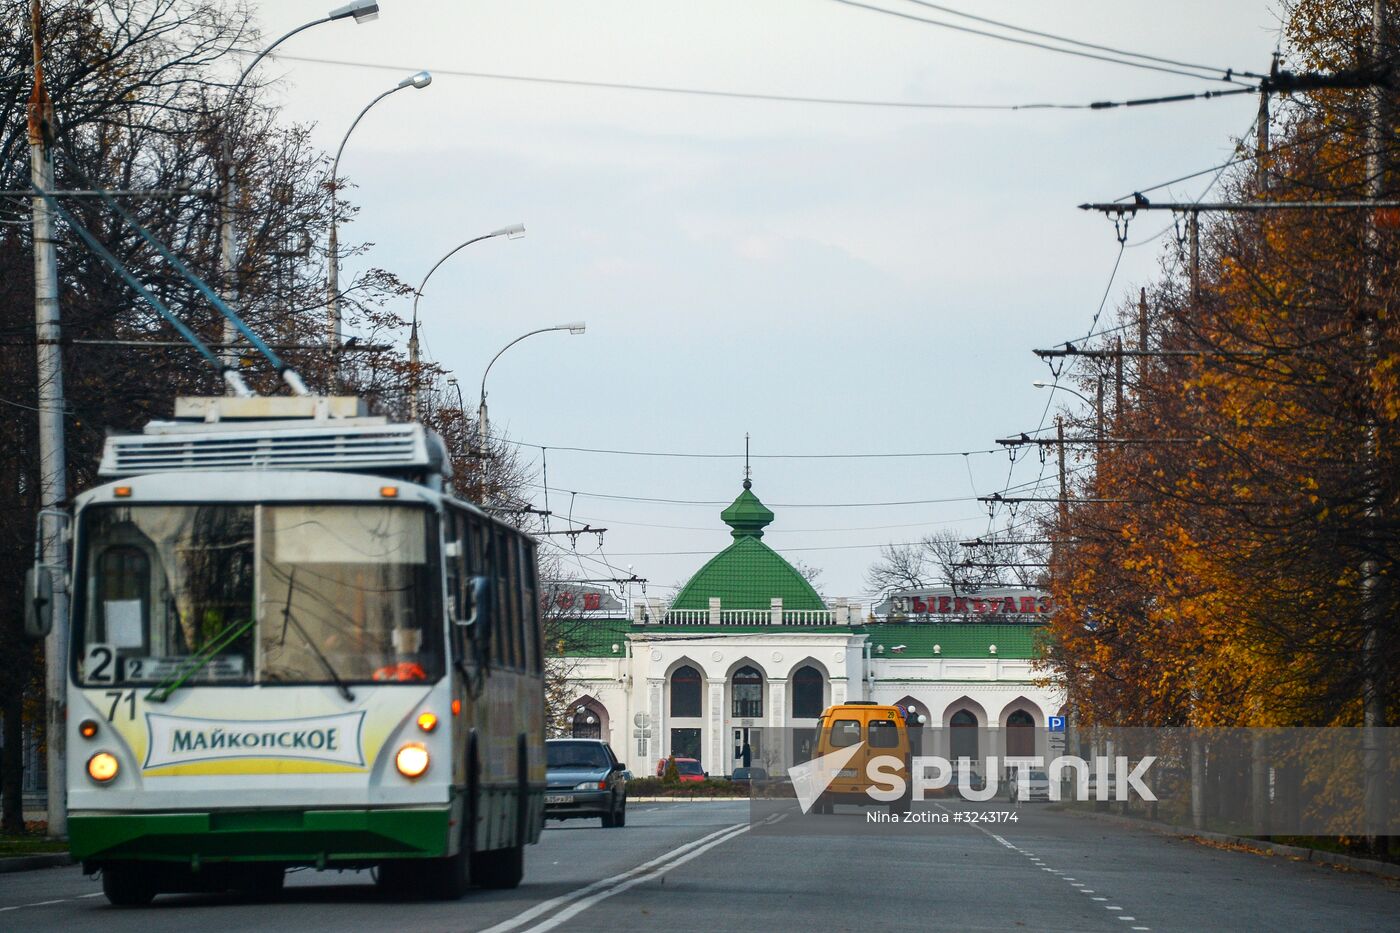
[60,396,545,904]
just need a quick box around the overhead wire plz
[276,54,1257,113]
[893,0,1257,78]
[824,0,1256,85]
[503,439,1002,459]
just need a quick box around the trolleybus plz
[52,396,545,904]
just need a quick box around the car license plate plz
[545,794,574,805]
[836,769,858,778]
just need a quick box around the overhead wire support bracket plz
[1080,199,1400,213]
[979,493,1138,505]
[959,538,1055,547]
[995,435,1201,447]
[1034,346,1270,359]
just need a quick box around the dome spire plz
[743,432,751,490]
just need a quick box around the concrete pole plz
[327,193,341,389]
[28,0,68,839]
[218,158,238,380]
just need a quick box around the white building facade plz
[559,482,1064,779]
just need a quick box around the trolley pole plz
[28,0,69,839]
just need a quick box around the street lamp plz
[326,69,433,386]
[1032,380,1104,440]
[409,225,526,420]
[477,323,586,445]
[217,1,379,378]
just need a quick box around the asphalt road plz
[2,801,1396,932]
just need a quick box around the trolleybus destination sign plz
[142,711,367,769]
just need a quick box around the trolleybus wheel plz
[424,810,472,899]
[102,864,157,907]
[471,844,523,889]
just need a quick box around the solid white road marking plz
[481,820,751,933]
[515,822,754,932]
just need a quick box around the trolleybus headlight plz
[416,712,438,733]
[87,752,119,783]
[395,743,430,778]
[79,719,99,739]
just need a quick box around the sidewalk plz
[1065,806,1400,880]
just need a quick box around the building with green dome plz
[555,477,1062,780]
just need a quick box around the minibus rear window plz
[869,719,901,748]
[830,719,861,748]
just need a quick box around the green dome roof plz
[670,481,826,612]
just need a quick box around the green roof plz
[670,481,826,612]
[558,622,1046,659]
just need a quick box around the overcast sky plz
[249,0,1285,603]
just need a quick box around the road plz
[2,801,1395,931]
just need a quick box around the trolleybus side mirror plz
[459,575,492,630]
[24,564,54,639]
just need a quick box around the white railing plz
[653,608,849,625]
[635,598,864,626]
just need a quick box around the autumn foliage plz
[1041,3,1400,730]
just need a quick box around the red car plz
[656,757,706,782]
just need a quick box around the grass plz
[0,823,68,857]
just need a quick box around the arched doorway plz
[790,664,826,764]
[950,709,979,762]
[668,663,704,764]
[1006,709,1035,758]
[570,706,601,739]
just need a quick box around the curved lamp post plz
[217,0,379,378]
[478,323,586,445]
[1032,379,1104,440]
[326,69,432,385]
[408,224,525,420]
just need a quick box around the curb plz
[629,796,750,803]
[1065,808,1400,880]
[0,853,74,874]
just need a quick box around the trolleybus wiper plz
[145,617,256,703]
[280,602,357,703]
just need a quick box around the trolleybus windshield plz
[73,503,444,689]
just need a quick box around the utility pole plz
[1188,210,1201,308]
[1256,54,1278,192]
[1138,287,1149,353]
[1361,0,1390,853]
[217,146,239,381]
[28,0,68,839]
[1113,336,1124,418]
[1056,416,1068,534]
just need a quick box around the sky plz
[246,0,1286,605]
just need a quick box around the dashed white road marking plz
[955,807,1151,930]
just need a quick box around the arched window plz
[571,706,601,739]
[732,665,763,718]
[1006,709,1035,757]
[671,665,702,718]
[792,665,824,719]
[950,708,978,761]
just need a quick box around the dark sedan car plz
[545,739,628,827]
